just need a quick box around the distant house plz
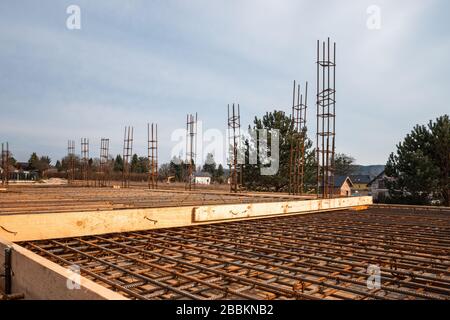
[9,162,38,182]
[194,172,211,185]
[11,170,37,181]
[333,176,353,196]
[367,170,389,201]
[320,176,353,196]
[15,162,30,171]
[349,175,372,194]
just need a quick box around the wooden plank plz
[193,196,373,222]
[0,237,127,299]
[0,197,372,242]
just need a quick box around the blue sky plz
[0,0,449,165]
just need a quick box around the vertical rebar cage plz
[289,81,308,195]
[227,103,242,193]
[80,138,90,187]
[99,138,110,187]
[148,123,158,189]
[122,126,134,188]
[1,142,10,186]
[185,114,197,191]
[67,140,75,184]
[316,38,336,198]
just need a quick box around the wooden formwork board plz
[193,196,372,222]
[0,196,372,242]
[0,237,126,299]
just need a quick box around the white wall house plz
[194,172,211,185]
[368,171,390,201]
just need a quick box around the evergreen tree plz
[138,157,149,173]
[113,155,123,172]
[36,156,51,177]
[216,164,225,182]
[334,153,355,176]
[385,115,449,205]
[243,110,315,192]
[130,154,139,173]
[28,152,39,170]
[202,153,216,176]
[169,156,184,182]
[55,160,62,172]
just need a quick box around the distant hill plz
[350,165,385,178]
[222,165,384,179]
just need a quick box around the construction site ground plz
[0,185,448,300]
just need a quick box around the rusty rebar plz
[1,142,10,186]
[67,140,75,184]
[316,38,336,198]
[22,207,450,300]
[148,123,158,189]
[185,114,197,191]
[122,126,133,188]
[99,138,110,187]
[228,104,242,193]
[80,138,89,187]
[289,81,308,195]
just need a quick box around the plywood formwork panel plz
[0,237,126,299]
[0,196,372,242]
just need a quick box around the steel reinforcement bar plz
[21,207,450,300]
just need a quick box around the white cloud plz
[0,0,448,164]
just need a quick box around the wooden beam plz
[193,196,373,222]
[0,237,127,299]
[0,196,372,242]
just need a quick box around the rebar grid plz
[289,81,308,195]
[316,38,336,198]
[228,103,242,193]
[0,187,313,215]
[148,123,158,189]
[22,207,450,300]
[122,126,134,188]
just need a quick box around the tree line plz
[9,110,448,206]
[385,115,449,206]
